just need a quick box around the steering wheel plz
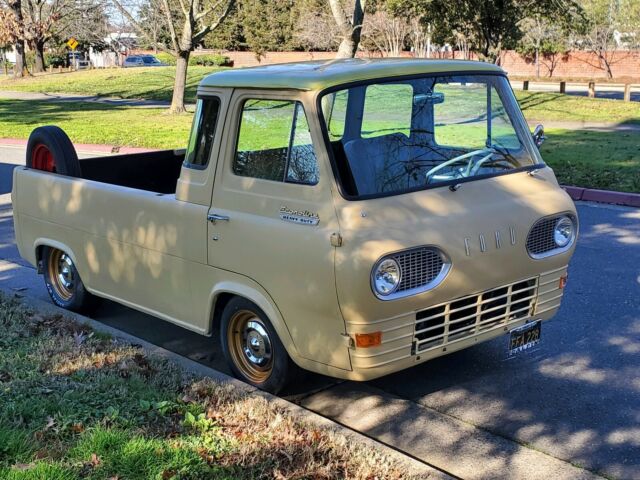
[425,148,494,183]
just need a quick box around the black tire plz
[220,297,296,394]
[26,126,81,177]
[42,246,97,313]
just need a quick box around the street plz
[0,145,638,479]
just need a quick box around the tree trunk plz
[14,40,26,77]
[170,51,190,114]
[336,37,358,59]
[34,40,45,73]
[9,0,26,77]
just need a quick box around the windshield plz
[142,56,160,64]
[320,74,539,198]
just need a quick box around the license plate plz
[508,321,541,357]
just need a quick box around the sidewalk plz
[0,90,195,109]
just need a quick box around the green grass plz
[2,68,640,124]
[542,128,640,193]
[0,67,224,103]
[516,91,640,124]
[0,297,407,480]
[0,99,193,149]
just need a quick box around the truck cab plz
[12,59,578,393]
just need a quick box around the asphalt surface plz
[0,144,638,478]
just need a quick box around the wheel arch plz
[207,281,301,361]
[34,239,84,278]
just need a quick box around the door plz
[207,91,350,370]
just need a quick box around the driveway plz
[0,144,638,479]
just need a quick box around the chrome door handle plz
[207,213,230,224]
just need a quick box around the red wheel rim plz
[32,144,55,172]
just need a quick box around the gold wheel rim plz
[227,310,274,384]
[47,249,75,301]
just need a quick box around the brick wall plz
[217,49,640,80]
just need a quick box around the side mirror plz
[532,124,546,149]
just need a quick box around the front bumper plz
[344,266,568,381]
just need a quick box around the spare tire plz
[26,126,81,177]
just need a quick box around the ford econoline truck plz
[12,59,578,393]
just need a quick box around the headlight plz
[553,216,574,247]
[372,258,401,296]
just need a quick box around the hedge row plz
[155,52,233,67]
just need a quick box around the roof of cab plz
[199,58,504,92]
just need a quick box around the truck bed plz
[79,149,185,194]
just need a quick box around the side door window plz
[184,97,221,169]
[233,100,319,185]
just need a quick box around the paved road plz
[0,144,638,479]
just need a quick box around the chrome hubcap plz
[57,254,74,290]
[243,321,272,367]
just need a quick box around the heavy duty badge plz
[279,206,320,225]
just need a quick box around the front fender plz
[207,277,301,360]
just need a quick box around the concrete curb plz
[0,138,156,155]
[562,185,640,208]
[0,286,448,479]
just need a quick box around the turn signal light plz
[355,332,382,348]
[559,275,568,289]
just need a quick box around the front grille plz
[414,278,538,352]
[527,217,559,255]
[392,247,446,293]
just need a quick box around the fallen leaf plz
[90,453,101,466]
[71,423,84,433]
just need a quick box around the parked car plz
[68,52,90,70]
[12,59,578,393]
[122,54,165,67]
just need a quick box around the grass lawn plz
[542,128,640,193]
[0,67,224,104]
[0,99,193,150]
[0,296,408,479]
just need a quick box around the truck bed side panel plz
[13,167,211,332]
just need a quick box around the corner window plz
[233,99,319,185]
[184,97,221,168]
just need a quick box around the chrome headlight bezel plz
[553,216,575,248]
[372,258,402,297]
[371,246,451,300]
[527,213,578,260]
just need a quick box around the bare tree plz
[1,0,27,76]
[576,0,640,78]
[362,10,408,57]
[409,18,432,58]
[295,8,340,51]
[328,0,366,58]
[112,0,234,113]
[21,0,82,72]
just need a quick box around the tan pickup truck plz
[12,59,578,393]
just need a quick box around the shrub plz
[189,54,233,67]
[146,52,233,67]
[154,52,176,66]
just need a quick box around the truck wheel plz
[26,126,81,177]
[42,246,96,313]
[220,297,295,394]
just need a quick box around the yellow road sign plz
[67,37,79,50]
